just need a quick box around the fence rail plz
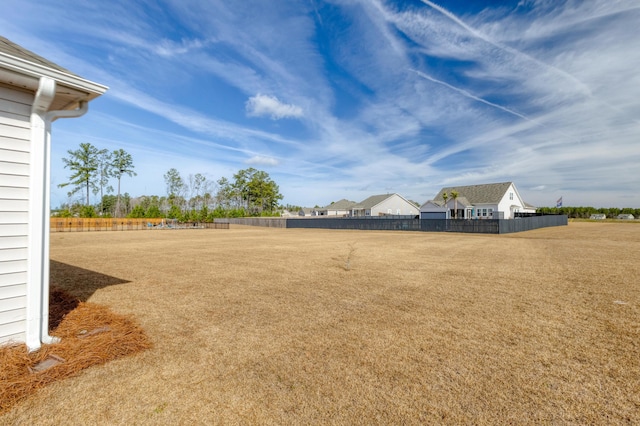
[50,218,229,232]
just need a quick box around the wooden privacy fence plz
[50,218,229,232]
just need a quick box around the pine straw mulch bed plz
[0,288,151,414]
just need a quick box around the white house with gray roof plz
[297,207,317,217]
[0,36,107,350]
[351,193,419,217]
[420,182,535,220]
[315,199,357,216]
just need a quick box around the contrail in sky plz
[420,0,592,97]
[419,0,640,129]
[411,69,531,121]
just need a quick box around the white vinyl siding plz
[0,85,32,346]
[371,194,417,216]
[496,184,524,219]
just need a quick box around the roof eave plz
[0,52,108,103]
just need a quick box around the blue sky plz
[3,0,640,208]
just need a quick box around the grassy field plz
[3,222,639,424]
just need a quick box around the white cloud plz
[245,94,304,120]
[246,155,280,166]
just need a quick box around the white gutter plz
[0,51,108,96]
[26,76,90,351]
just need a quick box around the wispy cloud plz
[246,94,304,120]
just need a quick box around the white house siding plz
[372,194,417,216]
[0,85,32,345]
[327,209,350,216]
[496,184,524,219]
[473,204,498,219]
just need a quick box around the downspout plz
[40,101,88,346]
[27,76,88,351]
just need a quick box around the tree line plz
[537,206,640,219]
[136,166,283,221]
[55,143,283,220]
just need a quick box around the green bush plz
[79,205,97,218]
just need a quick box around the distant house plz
[351,193,418,217]
[616,214,634,220]
[298,208,317,217]
[590,214,607,220]
[315,199,356,217]
[0,37,107,350]
[420,182,535,220]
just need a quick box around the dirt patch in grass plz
[2,223,639,424]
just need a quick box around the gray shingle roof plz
[324,199,356,210]
[0,36,77,76]
[434,182,513,204]
[353,194,394,209]
[454,196,471,206]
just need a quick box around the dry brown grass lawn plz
[2,222,639,424]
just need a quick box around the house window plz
[482,208,487,217]
[509,192,514,200]
[488,208,493,217]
